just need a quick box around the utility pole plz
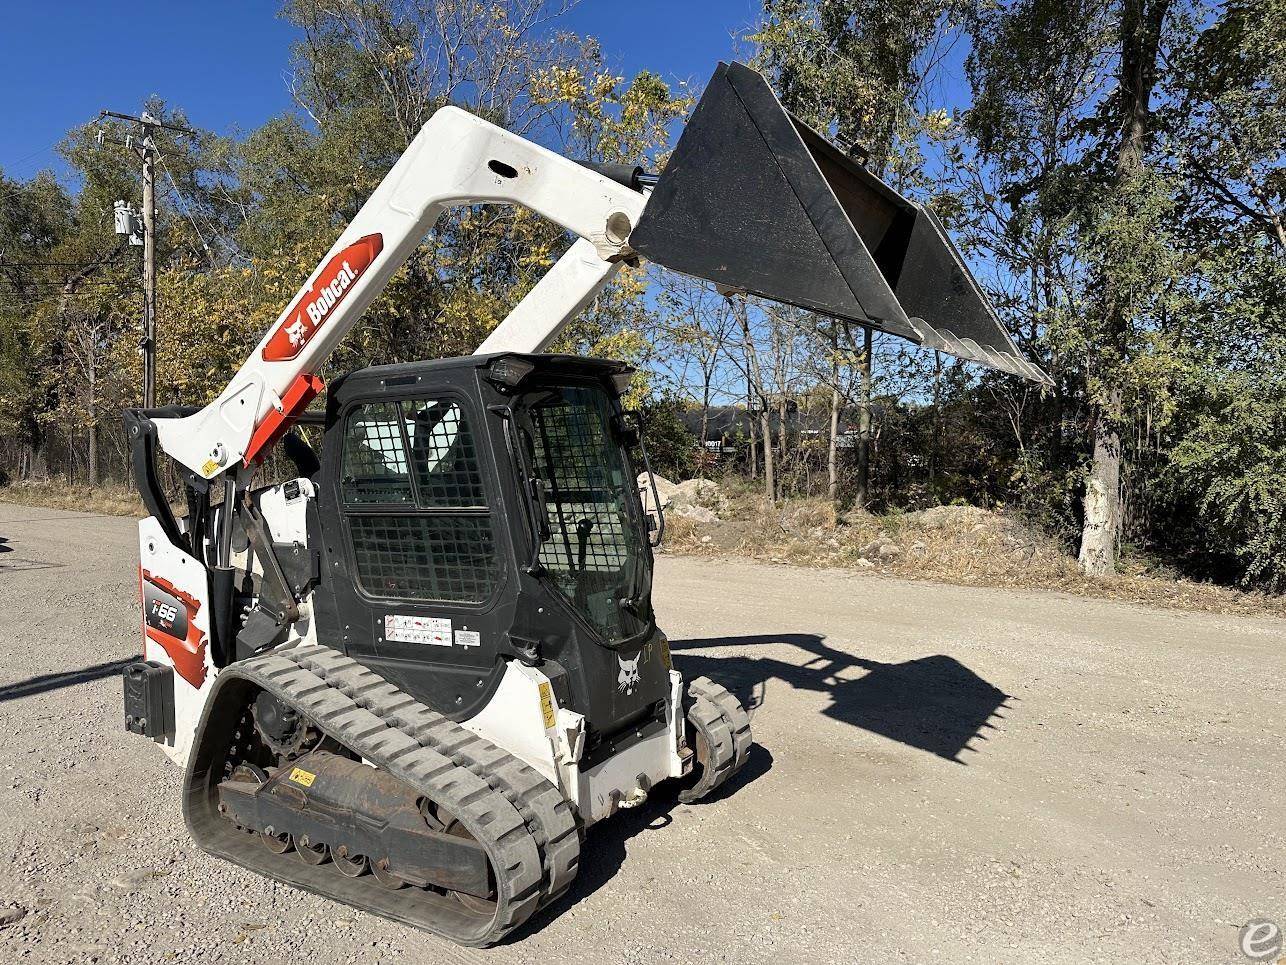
[141,135,156,408]
[96,109,195,408]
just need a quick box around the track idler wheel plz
[678,676,753,803]
[443,817,498,916]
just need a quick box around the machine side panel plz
[138,516,216,767]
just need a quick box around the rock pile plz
[639,474,725,523]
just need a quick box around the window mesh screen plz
[349,515,497,603]
[531,401,628,575]
[341,402,413,504]
[341,398,498,605]
[404,401,487,508]
[526,386,646,644]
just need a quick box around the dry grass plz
[663,495,1286,620]
[6,477,1280,620]
[0,479,148,517]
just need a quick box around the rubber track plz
[288,645,581,907]
[678,676,753,803]
[689,676,752,771]
[189,646,569,945]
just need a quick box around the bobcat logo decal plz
[617,652,642,695]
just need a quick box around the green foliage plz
[1165,358,1286,590]
[753,0,960,177]
[1148,236,1286,588]
[637,395,697,481]
[0,0,689,486]
[948,0,1286,589]
[0,0,1283,596]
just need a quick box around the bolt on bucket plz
[630,62,1050,385]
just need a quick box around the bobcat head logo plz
[617,652,642,695]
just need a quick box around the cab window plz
[340,399,498,604]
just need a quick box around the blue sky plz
[0,0,767,183]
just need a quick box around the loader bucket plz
[630,62,1051,385]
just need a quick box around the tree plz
[1151,0,1286,588]
[1075,0,1174,576]
[648,275,738,468]
[732,297,775,502]
[0,0,688,488]
[0,170,73,477]
[963,0,1178,576]
[754,0,963,506]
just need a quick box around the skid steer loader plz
[120,62,1047,946]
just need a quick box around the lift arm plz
[152,61,1051,483]
[153,107,645,480]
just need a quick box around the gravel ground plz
[0,502,1282,964]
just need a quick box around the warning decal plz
[538,682,557,730]
[385,614,453,646]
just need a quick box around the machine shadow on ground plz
[670,634,1012,764]
[0,658,135,703]
[503,741,773,943]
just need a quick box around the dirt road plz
[0,502,1281,964]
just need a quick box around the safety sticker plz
[454,629,481,648]
[538,682,557,730]
[385,614,452,646]
[288,767,316,788]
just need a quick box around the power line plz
[1,141,60,179]
[0,256,133,269]
[158,155,215,258]
[98,110,196,137]
[0,274,135,284]
[0,282,139,293]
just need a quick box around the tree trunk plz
[777,394,789,493]
[854,326,873,508]
[22,414,48,481]
[699,376,711,476]
[736,301,774,503]
[773,324,789,496]
[929,351,941,500]
[1079,388,1122,575]
[87,424,99,488]
[827,325,841,506]
[747,371,758,479]
[87,358,99,488]
[760,402,775,504]
[1077,0,1169,577]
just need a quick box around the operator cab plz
[307,353,669,754]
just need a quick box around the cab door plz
[315,386,513,718]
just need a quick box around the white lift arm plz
[154,106,646,480]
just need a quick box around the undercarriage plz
[184,645,747,944]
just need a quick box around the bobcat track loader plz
[120,62,1046,946]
